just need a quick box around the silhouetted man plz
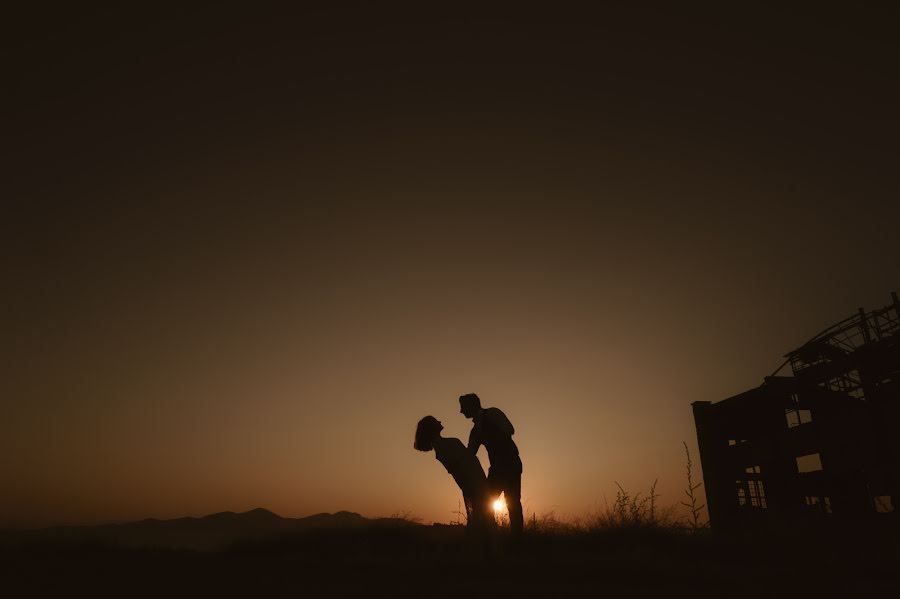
[459,393,523,537]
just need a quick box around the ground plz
[3,523,899,598]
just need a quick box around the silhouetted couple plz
[415,393,523,540]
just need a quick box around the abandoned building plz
[693,292,900,530]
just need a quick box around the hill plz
[0,508,414,551]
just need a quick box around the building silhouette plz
[693,293,900,530]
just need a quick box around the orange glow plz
[493,497,506,514]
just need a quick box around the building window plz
[745,465,761,474]
[804,496,832,514]
[874,496,894,513]
[785,408,813,428]
[747,480,767,508]
[796,453,823,473]
[737,479,767,509]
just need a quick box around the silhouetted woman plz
[414,416,495,537]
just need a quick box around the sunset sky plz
[3,5,898,528]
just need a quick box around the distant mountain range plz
[0,509,422,551]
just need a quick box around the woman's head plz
[414,416,443,451]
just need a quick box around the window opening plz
[804,495,833,514]
[786,408,812,428]
[796,453,823,473]
[747,480,767,508]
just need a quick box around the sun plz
[493,497,506,514]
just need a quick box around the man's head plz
[459,393,481,419]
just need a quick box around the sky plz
[3,5,899,528]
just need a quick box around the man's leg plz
[490,467,523,536]
[505,471,523,537]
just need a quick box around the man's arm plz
[467,425,482,454]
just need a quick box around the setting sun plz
[493,498,506,513]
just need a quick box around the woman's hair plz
[414,416,441,451]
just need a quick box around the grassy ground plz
[3,521,899,598]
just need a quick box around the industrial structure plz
[693,293,900,530]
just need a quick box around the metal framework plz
[693,293,900,530]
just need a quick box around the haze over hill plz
[1,508,417,552]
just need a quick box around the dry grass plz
[523,482,683,536]
[526,441,709,533]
